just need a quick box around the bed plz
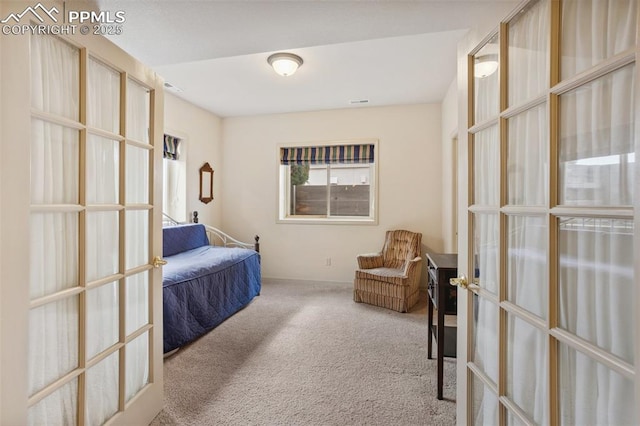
[162,221,261,353]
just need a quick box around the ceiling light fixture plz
[474,55,499,78]
[267,52,303,77]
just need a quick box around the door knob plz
[450,274,468,289]
[153,256,168,268]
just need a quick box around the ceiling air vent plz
[164,82,184,93]
[349,99,369,105]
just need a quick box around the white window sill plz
[277,216,378,225]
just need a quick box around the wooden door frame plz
[451,132,459,253]
[455,26,477,425]
[0,7,165,424]
[634,5,640,421]
[0,15,32,425]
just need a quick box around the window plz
[163,134,187,222]
[278,140,378,224]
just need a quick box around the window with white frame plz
[278,140,378,223]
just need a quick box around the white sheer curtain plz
[506,215,549,424]
[474,36,499,125]
[508,0,549,106]
[85,352,119,426]
[29,33,151,425]
[163,152,187,222]
[557,1,636,424]
[30,34,78,120]
[471,35,501,426]
[561,0,637,80]
[125,79,151,398]
[560,64,635,206]
[87,58,120,134]
[86,63,120,386]
[126,79,150,143]
[559,219,635,425]
[504,5,550,418]
[471,127,500,425]
[126,144,149,204]
[126,332,149,402]
[28,34,80,426]
[126,273,149,335]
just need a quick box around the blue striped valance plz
[280,144,375,165]
[164,134,180,160]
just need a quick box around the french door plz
[1,11,164,426]
[456,0,638,424]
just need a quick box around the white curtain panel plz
[507,313,548,424]
[508,104,548,206]
[500,3,551,422]
[31,120,79,205]
[125,332,149,402]
[505,220,548,423]
[561,0,637,79]
[87,58,120,134]
[30,34,78,120]
[86,134,119,205]
[125,210,149,270]
[472,375,498,426]
[163,156,187,222]
[474,126,500,207]
[474,38,499,125]
[558,219,635,424]
[126,79,150,144]
[472,213,500,426]
[27,379,78,426]
[507,216,548,319]
[86,282,119,359]
[508,0,549,106]
[557,1,636,423]
[126,272,149,336]
[86,211,120,282]
[85,352,119,426]
[472,31,502,423]
[559,64,635,206]
[29,34,80,426]
[125,144,149,204]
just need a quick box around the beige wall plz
[164,93,223,227]
[441,78,458,253]
[221,104,443,283]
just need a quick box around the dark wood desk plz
[426,253,457,400]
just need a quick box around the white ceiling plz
[97,0,518,117]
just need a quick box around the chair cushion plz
[382,230,422,269]
[355,267,407,286]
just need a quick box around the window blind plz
[163,134,180,160]
[280,144,374,165]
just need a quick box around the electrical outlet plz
[325,257,332,266]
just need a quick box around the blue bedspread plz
[163,236,261,353]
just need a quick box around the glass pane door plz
[27,34,159,425]
[461,0,637,424]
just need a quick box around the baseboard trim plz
[262,277,351,286]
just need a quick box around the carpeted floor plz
[151,279,456,426]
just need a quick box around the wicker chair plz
[353,230,423,313]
